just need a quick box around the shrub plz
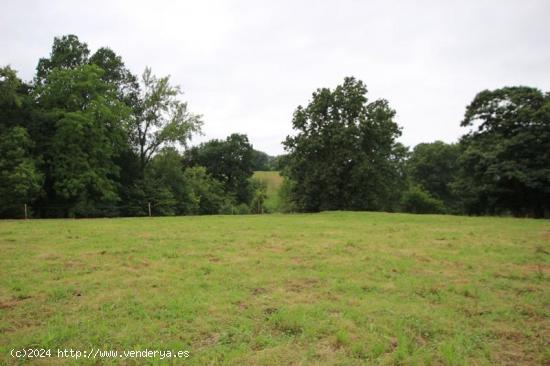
[401,186,445,214]
[249,178,267,214]
[278,178,298,213]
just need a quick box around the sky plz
[1,0,549,155]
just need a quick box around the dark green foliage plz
[283,77,406,212]
[146,148,190,214]
[89,47,140,107]
[0,67,42,218]
[401,186,445,214]
[269,154,289,171]
[0,127,43,218]
[249,178,267,213]
[33,64,130,217]
[407,141,460,210]
[126,149,236,216]
[1,34,547,218]
[455,87,550,217]
[250,150,281,171]
[0,66,23,126]
[251,149,272,171]
[278,178,298,213]
[184,133,255,204]
[182,166,231,215]
[124,177,177,216]
[35,35,90,85]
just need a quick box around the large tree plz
[0,66,33,130]
[283,77,405,212]
[0,67,42,218]
[407,141,460,210]
[130,67,202,174]
[89,47,140,108]
[184,133,255,204]
[35,35,90,85]
[33,65,130,216]
[456,86,550,217]
[0,127,43,218]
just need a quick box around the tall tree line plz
[281,79,550,218]
[0,35,266,218]
[1,35,548,218]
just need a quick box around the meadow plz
[252,171,284,212]
[0,212,549,365]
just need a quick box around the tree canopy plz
[1,34,548,218]
[282,77,405,212]
[184,133,255,204]
[455,87,550,217]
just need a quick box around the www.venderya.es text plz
[10,348,190,360]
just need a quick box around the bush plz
[249,178,267,213]
[183,166,232,215]
[278,178,298,213]
[401,186,445,214]
[123,178,176,216]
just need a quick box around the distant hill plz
[252,171,283,212]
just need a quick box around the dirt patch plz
[518,263,549,275]
[263,307,278,316]
[37,253,60,261]
[285,278,319,293]
[252,287,267,295]
[0,299,21,309]
[195,333,220,348]
[63,260,84,269]
[234,300,248,310]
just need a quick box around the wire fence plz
[5,202,160,219]
[5,201,265,219]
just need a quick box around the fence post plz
[148,202,151,217]
[24,203,28,220]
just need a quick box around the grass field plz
[252,171,284,212]
[1,212,549,365]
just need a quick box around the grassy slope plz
[0,212,549,365]
[252,171,284,212]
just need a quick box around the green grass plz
[1,212,549,365]
[252,171,283,212]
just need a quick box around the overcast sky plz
[2,1,549,155]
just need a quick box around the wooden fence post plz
[24,203,28,220]
[148,202,152,217]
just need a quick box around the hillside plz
[252,171,284,212]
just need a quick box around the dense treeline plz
[0,35,269,218]
[281,78,550,218]
[1,35,549,218]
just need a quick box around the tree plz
[124,177,177,216]
[0,66,22,123]
[0,66,42,218]
[283,77,405,212]
[130,67,202,174]
[455,86,550,217]
[33,65,130,216]
[0,127,43,218]
[89,47,139,107]
[146,147,194,215]
[35,35,90,85]
[0,66,33,131]
[184,133,255,204]
[249,178,267,213]
[182,166,231,215]
[400,185,444,214]
[407,141,460,210]
[250,149,272,171]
